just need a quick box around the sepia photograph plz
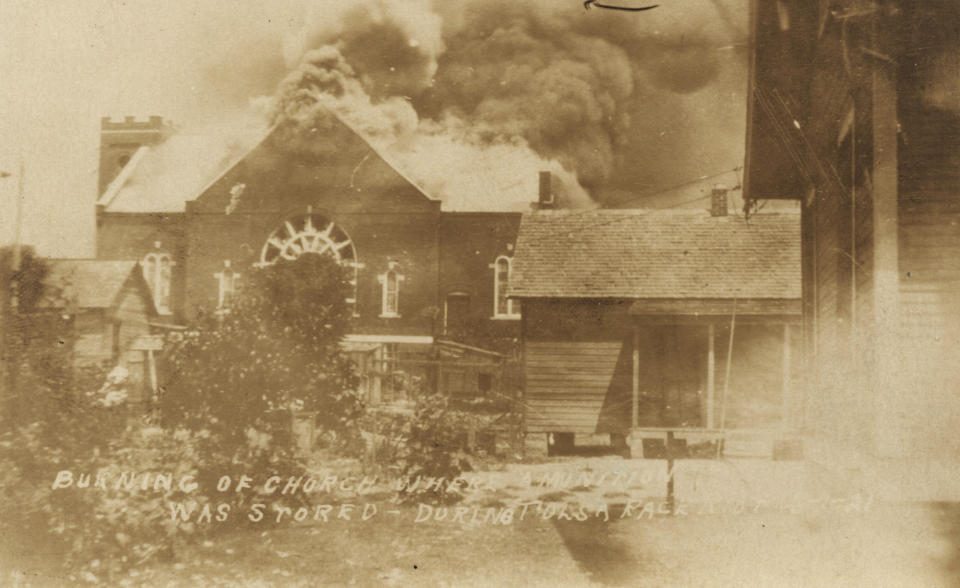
[1,0,958,585]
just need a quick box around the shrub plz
[160,253,363,455]
[148,253,367,544]
[0,385,200,583]
[365,394,473,504]
[0,249,367,581]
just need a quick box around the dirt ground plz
[6,457,960,587]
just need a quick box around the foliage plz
[366,394,474,504]
[0,248,367,582]
[0,247,76,422]
[0,415,203,583]
[0,345,183,579]
[0,245,49,315]
[401,394,473,483]
[160,252,364,455]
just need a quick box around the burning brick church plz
[94,112,542,401]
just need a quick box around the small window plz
[215,261,240,313]
[493,256,520,318]
[142,252,173,314]
[379,262,403,318]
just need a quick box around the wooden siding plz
[523,322,797,435]
[115,284,153,403]
[895,90,960,454]
[524,340,631,434]
[750,0,960,457]
[73,310,107,364]
[802,45,879,453]
[898,106,960,348]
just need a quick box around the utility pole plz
[13,160,24,272]
[1,161,24,414]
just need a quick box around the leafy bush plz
[160,253,363,453]
[365,394,474,504]
[0,249,367,581]
[0,380,200,583]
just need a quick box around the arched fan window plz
[258,212,360,306]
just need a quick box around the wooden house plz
[744,1,960,458]
[510,195,802,455]
[40,260,161,404]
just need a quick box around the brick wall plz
[97,122,524,345]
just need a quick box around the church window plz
[493,256,520,319]
[215,261,239,313]
[142,251,172,314]
[259,212,360,310]
[379,262,403,318]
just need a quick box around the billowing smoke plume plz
[263,0,744,210]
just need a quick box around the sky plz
[0,0,750,258]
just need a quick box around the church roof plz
[98,126,271,213]
[97,108,540,214]
[509,209,801,300]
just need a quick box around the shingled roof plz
[509,209,800,299]
[39,260,155,312]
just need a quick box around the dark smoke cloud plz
[417,11,634,188]
[268,0,746,209]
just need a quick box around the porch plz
[528,300,803,459]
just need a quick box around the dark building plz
[510,192,802,456]
[94,110,525,400]
[744,0,960,458]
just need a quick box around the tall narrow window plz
[142,252,172,314]
[493,256,520,318]
[379,262,403,318]
[215,261,240,313]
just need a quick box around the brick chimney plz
[710,184,729,217]
[534,171,555,210]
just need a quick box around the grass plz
[93,501,960,587]
[7,459,960,586]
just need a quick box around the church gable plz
[191,110,439,217]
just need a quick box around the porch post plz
[782,323,791,430]
[706,324,716,428]
[632,326,639,429]
[147,349,158,395]
[871,25,900,457]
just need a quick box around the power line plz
[534,165,743,238]
[542,179,750,240]
[611,166,742,209]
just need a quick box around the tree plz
[160,252,364,454]
[0,246,82,426]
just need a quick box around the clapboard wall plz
[893,31,960,455]
[523,300,632,434]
